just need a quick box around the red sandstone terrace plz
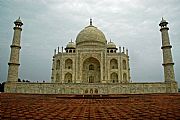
[0,93,180,119]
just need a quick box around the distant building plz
[4,18,178,94]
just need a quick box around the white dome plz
[76,24,107,47]
[107,41,116,49]
[66,41,76,49]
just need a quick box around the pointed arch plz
[90,89,93,94]
[111,72,118,83]
[56,60,60,70]
[85,89,88,94]
[95,89,98,94]
[82,57,100,83]
[89,76,94,83]
[110,59,118,69]
[64,72,72,83]
[123,60,127,70]
[65,59,73,69]
[123,73,127,82]
[56,73,60,82]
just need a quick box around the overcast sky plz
[0,0,179,87]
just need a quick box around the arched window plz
[85,89,88,94]
[56,73,60,82]
[56,60,60,70]
[89,76,94,83]
[110,50,113,53]
[64,73,72,83]
[123,73,127,82]
[111,73,118,83]
[95,89,98,94]
[123,60,127,70]
[89,64,94,70]
[69,50,72,53]
[110,59,118,69]
[65,59,73,69]
[90,89,93,94]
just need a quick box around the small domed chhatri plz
[76,19,107,47]
[159,17,168,27]
[107,40,116,49]
[14,17,23,27]
[66,40,76,49]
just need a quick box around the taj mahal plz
[4,17,178,94]
[51,19,130,84]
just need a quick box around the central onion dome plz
[76,19,107,47]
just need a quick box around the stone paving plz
[0,93,180,119]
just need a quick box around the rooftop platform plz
[0,93,180,119]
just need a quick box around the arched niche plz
[56,73,60,82]
[82,57,101,83]
[56,60,60,70]
[111,72,118,83]
[65,59,73,69]
[123,60,127,70]
[123,73,127,82]
[110,59,118,69]
[64,72,72,83]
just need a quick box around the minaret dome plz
[14,17,23,27]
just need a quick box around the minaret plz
[159,18,175,82]
[7,17,23,82]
